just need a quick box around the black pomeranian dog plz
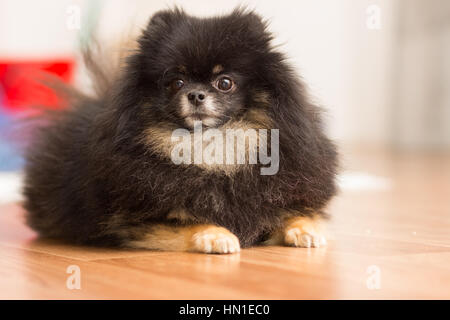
[24,8,338,254]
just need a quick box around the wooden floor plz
[1,147,449,299]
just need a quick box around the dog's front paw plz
[190,226,240,254]
[284,216,327,248]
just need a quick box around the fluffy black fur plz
[24,8,338,248]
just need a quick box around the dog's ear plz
[227,7,272,50]
[148,8,184,29]
[140,8,186,46]
[231,7,268,35]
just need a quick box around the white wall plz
[392,0,450,150]
[0,0,80,59]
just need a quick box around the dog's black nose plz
[187,91,206,105]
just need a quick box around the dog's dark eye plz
[171,79,184,91]
[216,77,233,92]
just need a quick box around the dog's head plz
[130,8,276,129]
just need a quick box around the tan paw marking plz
[284,217,327,248]
[190,227,240,254]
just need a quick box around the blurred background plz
[0,0,449,202]
[1,1,449,300]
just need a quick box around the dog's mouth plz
[178,95,222,129]
[189,112,209,120]
[184,113,220,129]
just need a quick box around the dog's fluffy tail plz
[80,33,139,99]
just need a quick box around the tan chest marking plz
[141,109,272,175]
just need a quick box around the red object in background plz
[0,59,75,113]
